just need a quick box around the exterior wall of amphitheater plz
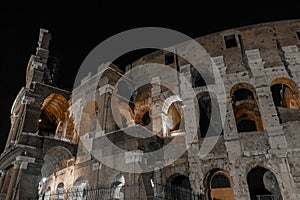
[1,19,300,200]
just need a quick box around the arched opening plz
[234,107,264,133]
[38,177,49,199]
[198,94,210,138]
[41,146,73,177]
[70,177,89,200]
[135,105,152,127]
[233,88,255,101]
[271,78,300,109]
[162,95,184,137]
[167,102,183,131]
[247,167,282,200]
[132,84,153,128]
[56,182,65,200]
[167,174,192,200]
[111,174,125,199]
[231,83,264,133]
[142,111,151,125]
[80,101,99,135]
[207,169,234,200]
[116,102,135,129]
[271,83,300,109]
[237,119,257,132]
[54,109,76,142]
[191,65,215,87]
[38,93,69,136]
[44,186,51,200]
[197,92,223,138]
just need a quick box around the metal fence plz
[256,195,275,200]
[30,183,203,200]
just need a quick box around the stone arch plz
[234,107,264,132]
[131,83,153,127]
[196,92,223,138]
[44,186,51,200]
[190,64,215,87]
[230,82,257,100]
[166,173,192,200]
[111,173,125,199]
[270,77,300,109]
[56,182,65,200]
[162,95,184,137]
[244,162,280,180]
[79,101,100,135]
[55,108,76,142]
[41,146,74,177]
[135,104,152,126]
[117,102,135,128]
[205,169,234,200]
[70,176,90,200]
[247,166,282,200]
[38,177,49,198]
[230,83,264,133]
[38,93,69,136]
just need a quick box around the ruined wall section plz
[36,20,300,199]
[120,19,300,199]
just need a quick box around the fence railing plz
[256,194,275,200]
[30,183,203,200]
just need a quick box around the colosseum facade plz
[0,19,300,200]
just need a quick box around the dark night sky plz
[1,1,300,153]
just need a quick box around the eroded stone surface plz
[1,20,300,199]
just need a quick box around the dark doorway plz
[247,167,282,200]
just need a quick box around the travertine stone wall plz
[1,20,300,200]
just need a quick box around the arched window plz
[44,186,51,200]
[211,173,231,189]
[233,88,254,101]
[38,93,69,136]
[270,78,300,109]
[56,182,65,200]
[231,83,264,133]
[207,170,234,200]
[191,65,215,87]
[132,84,152,125]
[111,174,125,199]
[117,102,135,128]
[41,146,73,177]
[167,174,192,200]
[197,92,223,138]
[237,119,257,132]
[70,177,89,200]
[135,105,152,127]
[162,95,184,137]
[247,167,282,200]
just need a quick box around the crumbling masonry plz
[0,19,300,200]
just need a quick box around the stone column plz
[211,56,238,136]
[212,56,246,199]
[0,170,6,193]
[151,76,162,136]
[7,103,26,146]
[5,161,20,200]
[282,45,300,92]
[98,84,115,132]
[0,170,10,194]
[5,156,36,200]
[277,158,298,200]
